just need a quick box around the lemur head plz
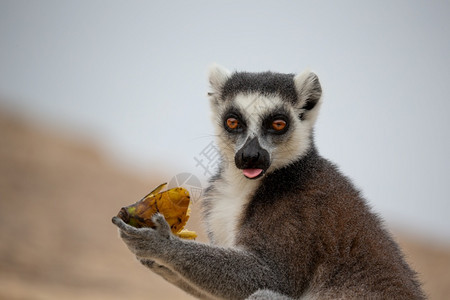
[208,64,322,180]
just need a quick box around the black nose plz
[241,146,260,165]
[235,137,270,170]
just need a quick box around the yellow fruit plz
[176,229,198,240]
[117,183,197,239]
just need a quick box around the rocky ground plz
[0,109,449,299]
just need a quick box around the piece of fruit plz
[176,229,198,239]
[116,183,197,239]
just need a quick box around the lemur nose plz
[235,137,270,170]
[242,150,260,164]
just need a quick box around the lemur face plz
[219,93,300,179]
[208,65,322,179]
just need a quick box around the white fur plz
[205,167,261,247]
[294,70,323,125]
[208,63,230,94]
[234,92,283,138]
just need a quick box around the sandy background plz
[0,109,449,299]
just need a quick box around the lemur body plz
[113,65,425,299]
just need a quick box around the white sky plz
[1,1,449,243]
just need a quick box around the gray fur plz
[221,71,298,104]
[138,259,210,299]
[113,65,425,299]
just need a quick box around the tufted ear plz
[208,63,231,96]
[294,70,322,121]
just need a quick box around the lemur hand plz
[112,213,173,259]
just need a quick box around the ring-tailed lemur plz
[112,64,425,299]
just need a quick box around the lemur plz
[112,65,425,299]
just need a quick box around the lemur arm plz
[138,259,211,299]
[112,214,281,299]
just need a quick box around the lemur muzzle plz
[235,137,270,179]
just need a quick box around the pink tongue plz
[243,169,263,178]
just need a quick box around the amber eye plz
[226,117,239,130]
[272,120,287,131]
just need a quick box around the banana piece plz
[176,229,198,240]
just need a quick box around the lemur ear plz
[208,63,231,96]
[293,70,322,115]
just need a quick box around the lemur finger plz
[112,216,143,236]
[151,213,171,237]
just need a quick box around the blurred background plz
[0,1,449,299]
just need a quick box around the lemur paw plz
[112,214,172,259]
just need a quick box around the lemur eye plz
[226,117,239,130]
[272,120,287,131]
